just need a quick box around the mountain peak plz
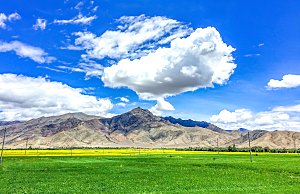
[102,107,164,132]
[129,106,148,112]
[128,107,152,116]
[47,112,101,121]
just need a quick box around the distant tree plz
[228,144,237,152]
[263,147,270,152]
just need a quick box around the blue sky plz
[1,0,300,131]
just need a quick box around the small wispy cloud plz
[74,1,84,10]
[37,66,66,73]
[92,6,99,12]
[56,60,103,79]
[243,53,260,57]
[258,43,264,47]
[33,18,47,30]
[0,12,21,29]
[53,14,97,25]
[0,40,55,63]
[71,14,192,60]
[60,45,84,51]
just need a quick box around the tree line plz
[177,145,300,153]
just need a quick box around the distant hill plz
[164,116,225,133]
[0,121,22,126]
[0,107,299,149]
[226,128,250,133]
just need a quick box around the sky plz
[0,0,300,131]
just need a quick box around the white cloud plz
[0,41,55,63]
[92,6,99,12]
[56,60,103,79]
[116,102,126,107]
[74,1,84,10]
[54,14,97,25]
[149,97,175,116]
[210,109,253,124]
[60,45,84,50]
[273,104,300,112]
[67,15,235,115]
[7,12,21,21]
[115,97,130,107]
[102,27,236,101]
[37,66,66,73]
[258,43,264,47]
[210,106,300,131]
[33,18,47,30]
[0,40,55,63]
[267,74,300,89]
[72,1,98,13]
[254,111,290,126]
[120,97,129,103]
[243,53,260,57]
[0,12,21,29]
[0,74,113,121]
[72,14,191,59]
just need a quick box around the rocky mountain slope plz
[0,107,299,149]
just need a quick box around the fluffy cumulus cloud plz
[210,109,253,124]
[149,97,175,115]
[54,14,97,25]
[33,18,47,30]
[72,14,191,59]
[102,27,236,105]
[0,41,55,63]
[66,15,236,115]
[273,104,300,112]
[210,106,300,131]
[120,97,129,103]
[115,97,130,107]
[0,74,113,121]
[0,12,21,29]
[267,74,300,89]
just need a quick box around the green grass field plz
[0,153,299,193]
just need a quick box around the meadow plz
[0,150,299,193]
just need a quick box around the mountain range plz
[0,107,299,149]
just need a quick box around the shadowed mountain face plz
[0,108,299,149]
[102,107,167,132]
[164,116,225,133]
[226,128,250,133]
[41,117,83,137]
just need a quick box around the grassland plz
[0,150,299,193]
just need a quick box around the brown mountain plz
[0,108,299,149]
